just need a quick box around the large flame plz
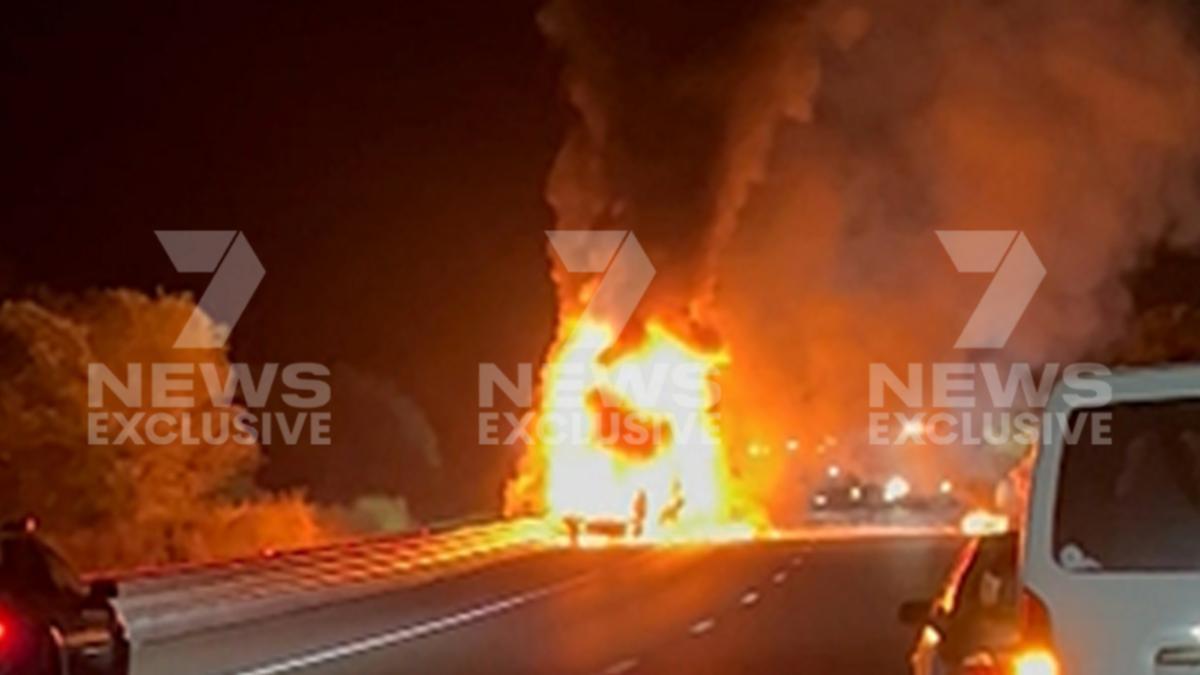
[507,315,754,541]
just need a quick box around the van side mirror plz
[898,599,931,625]
[89,579,119,601]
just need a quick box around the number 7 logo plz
[937,230,1045,349]
[545,230,656,339]
[156,230,265,349]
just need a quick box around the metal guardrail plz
[113,519,558,644]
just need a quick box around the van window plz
[1054,399,1200,572]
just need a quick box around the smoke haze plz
[540,0,1200,485]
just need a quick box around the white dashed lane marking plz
[620,550,808,668]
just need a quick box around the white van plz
[1024,365,1200,674]
[904,366,1200,674]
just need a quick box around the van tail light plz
[1016,587,1061,674]
[0,617,7,645]
[1019,586,1053,643]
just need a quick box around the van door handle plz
[1157,646,1200,668]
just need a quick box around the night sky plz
[1,2,565,517]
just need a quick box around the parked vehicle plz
[0,520,129,675]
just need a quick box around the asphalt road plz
[135,535,961,675]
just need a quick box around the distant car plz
[808,470,866,513]
[902,366,1200,675]
[810,474,961,526]
[0,521,129,675]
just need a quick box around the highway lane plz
[628,537,959,675]
[132,547,644,675]
[136,534,960,675]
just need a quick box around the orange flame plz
[507,316,756,541]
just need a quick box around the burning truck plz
[505,311,763,544]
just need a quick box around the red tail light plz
[0,618,7,644]
[1019,586,1054,644]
